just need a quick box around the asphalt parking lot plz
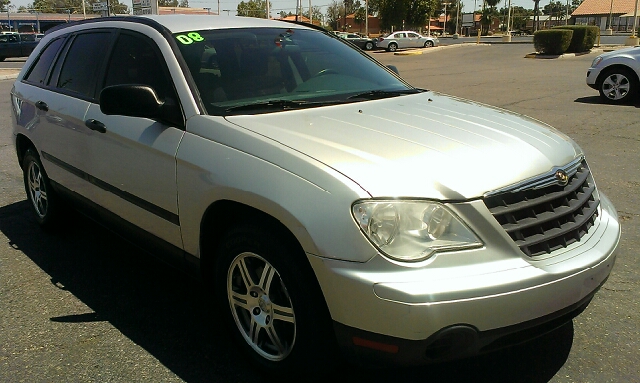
[1,44,638,382]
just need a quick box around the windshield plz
[173,27,413,115]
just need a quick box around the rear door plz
[17,31,115,194]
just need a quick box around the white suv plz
[12,15,619,375]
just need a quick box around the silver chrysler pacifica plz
[11,15,620,375]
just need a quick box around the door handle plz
[35,100,48,111]
[85,119,107,133]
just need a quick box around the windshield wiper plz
[225,99,312,113]
[347,89,424,100]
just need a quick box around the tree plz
[375,0,440,32]
[543,0,566,23]
[1,0,11,12]
[326,1,343,30]
[500,5,532,31]
[178,0,188,7]
[326,0,361,31]
[532,0,540,31]
[303,5,323,23]
[237,0,270,18]
[481,0,500,35]
[354,6,366,31]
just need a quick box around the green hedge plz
[534,29,573,55]
[552,25,599,52]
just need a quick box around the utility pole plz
[266,0,269,18]
[365,0,368,36]
[443,2,451,35]
[343,0,347,31]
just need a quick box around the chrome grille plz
[484,160,599,257]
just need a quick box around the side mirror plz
[100,85,183,127]
[387,65,400,75]
[100,85,162,117]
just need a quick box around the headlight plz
[352,200,483,262]
[591,56,603,67]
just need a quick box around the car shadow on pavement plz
[0,200,573,383]
[574,95,640,107]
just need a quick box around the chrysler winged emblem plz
[555,169,569,186]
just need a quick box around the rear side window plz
[56,32,112,97]
[24,38,65,86]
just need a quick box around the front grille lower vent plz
[484,160,599,257]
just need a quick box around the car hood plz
[225,92,581,200]
[597,46,640,61]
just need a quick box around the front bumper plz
[308,194,619,363]
[586,67,601,88]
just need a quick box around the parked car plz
[587,46,640,104]
[377,31,439,51]
[0,32,39,61]
[339,32,377,50]
[12,15,619,376]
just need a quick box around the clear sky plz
[7,0,539,17]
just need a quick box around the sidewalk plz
[0,68,20,80]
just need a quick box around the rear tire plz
[598,67,638,104]
[214,223,337,376]
[22,148,61,228]
[365,41,374,50]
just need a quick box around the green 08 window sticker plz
[176,32,205,45]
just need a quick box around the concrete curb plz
[0,71,20,80]
[0,74,19,80]
[391,43,491,56]
[394,50,423,56]
[524,45,627,59]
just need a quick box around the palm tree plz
[481,0,500,35]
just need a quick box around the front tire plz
[598,67,638,104]
[387,42,398,52]
[22,148,60,228]
[215,223,337,375]
[365,41,374,50]
[424,40,434,48]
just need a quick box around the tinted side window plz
[24,38,65,86]
[57,32,112,97]
[0,34,18,43]
[103,32,172,100]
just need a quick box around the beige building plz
[572,0,640,31]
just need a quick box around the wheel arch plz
[14,133,36,170]
[596,63,640,88]
[198,199,319,283]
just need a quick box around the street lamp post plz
[365,0,368,36]
[503,0,512,41]
[453,0,460,38]
[443,2,451,35]
[606,0,614,35]
[626,0,639,45]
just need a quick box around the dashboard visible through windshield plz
[173,27,413,115]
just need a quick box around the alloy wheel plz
[227,252,296,361]
[27,161,48,218]
[602,73,630,101]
